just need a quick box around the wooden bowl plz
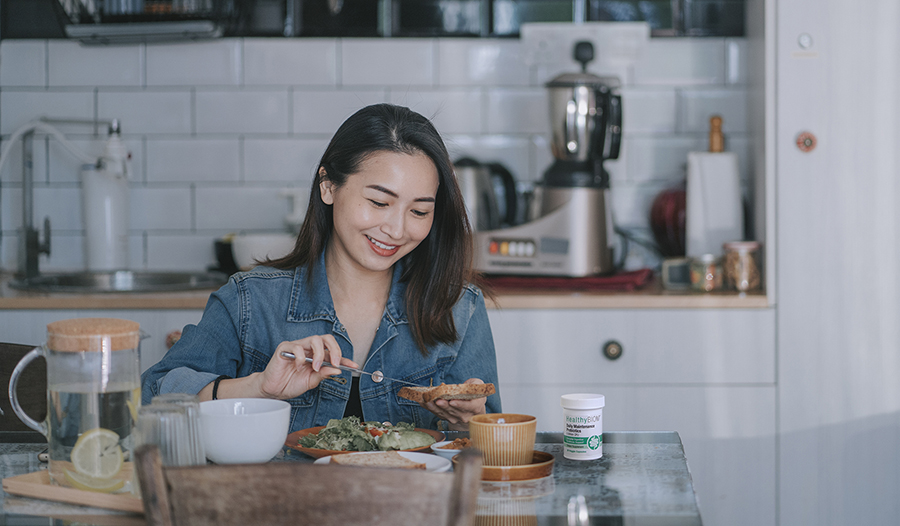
[285,426,444,459]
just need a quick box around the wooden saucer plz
[453,451,555,481]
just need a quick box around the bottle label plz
[563,410,603,458]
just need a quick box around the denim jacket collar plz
[286,252,408,326]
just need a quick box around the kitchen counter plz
[0,273,768,310]
[0,431,702,525]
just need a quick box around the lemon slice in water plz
[71,427,124,479]
[63,468,126,493]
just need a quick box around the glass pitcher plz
[8,317,143,493]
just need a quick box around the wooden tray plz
[2,468,144,514]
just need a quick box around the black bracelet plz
[212,375,231,400]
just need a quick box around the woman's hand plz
[422,378,488,431]
[255,335,357,400]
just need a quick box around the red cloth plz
[483,268,655,292]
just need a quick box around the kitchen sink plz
[9,270,229,293]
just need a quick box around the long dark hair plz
[265,103,478,354]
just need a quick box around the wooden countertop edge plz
[0,289,770,310]
[487,291,769,309]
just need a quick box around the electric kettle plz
[453,158,518,231]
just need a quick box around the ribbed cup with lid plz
[46,317,141,352]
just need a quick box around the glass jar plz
[723,241,762,292]
[690,254,723,292]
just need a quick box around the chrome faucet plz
[16,117,114,280]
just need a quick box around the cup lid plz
[47,317,140,352]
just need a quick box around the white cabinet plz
[489,308,776,526]
[0,309,203,373]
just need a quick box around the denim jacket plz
[140,257,502,432]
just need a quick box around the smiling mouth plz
[366,235,399,255]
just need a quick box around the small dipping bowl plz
[199,398,290,464]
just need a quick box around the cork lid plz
[46,317,141,352]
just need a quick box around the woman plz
[141,103,501,432]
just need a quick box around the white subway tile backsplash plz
[627,136,701,183]
[129,188,192,231]
[244,38,337,86]
[0,91,94,134]
[99,90,192,134]
[48,41,142,87]
[437,39,528,87]
[679,88,748,133]
[146,40,241,86]
[0,40,46,87]
[146,139,240,182]
[342,39,435,86]
[292,90,387,134]
[196,89,290,134]
[0,36,752,272]
[146,234,219,270]
[243,138,328,183]
[389,89,483,135]
[195,187,291,231]
[634,39,727,86]
[622,88,678,133]
[486,88,546,134]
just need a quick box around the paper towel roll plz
[685,151,743,257]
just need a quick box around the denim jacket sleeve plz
[140,276,244,404]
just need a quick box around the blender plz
[474,41,621,277]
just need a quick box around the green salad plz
[298,416,435,452]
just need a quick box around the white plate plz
[429,441,463,461]
[314,451,451,472]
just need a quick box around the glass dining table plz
[0,430,703,525]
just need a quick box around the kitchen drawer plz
[488,308,775,385]
[499,383,776,526]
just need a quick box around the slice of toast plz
[330,450,426,470]
[398,382,495,404]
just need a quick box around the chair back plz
[135,445,482,526]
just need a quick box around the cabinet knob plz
[602,340,623,360]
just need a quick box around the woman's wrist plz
[200,373,267,401]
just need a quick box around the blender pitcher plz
[8,317,143,493]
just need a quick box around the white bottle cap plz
[561,393,605,410]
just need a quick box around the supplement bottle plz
[560,393,605,460]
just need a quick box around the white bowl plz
[430,441,464,461]
[230,233,296,270]
[199,398,291,464]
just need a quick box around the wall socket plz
[520,22,650,85]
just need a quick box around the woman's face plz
[320,150,439,276]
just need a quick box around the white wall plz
[0,36,749,273]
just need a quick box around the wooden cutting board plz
[3,468,144,514]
